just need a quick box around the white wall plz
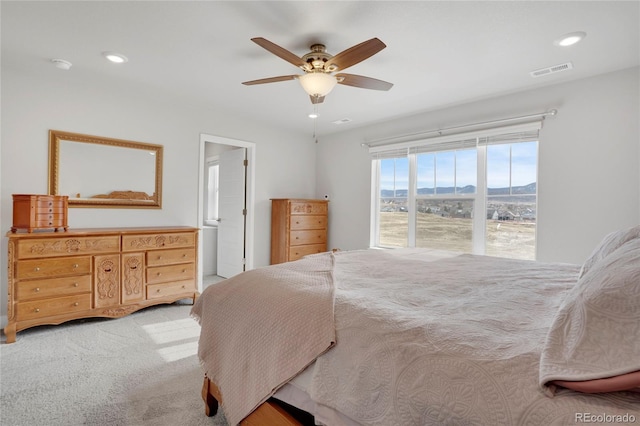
[316,67,640,265]
[1,64,317,325]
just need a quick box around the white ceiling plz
[2,1,639,137]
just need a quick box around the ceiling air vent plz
[332,118,353,125]
[530,62,573,78]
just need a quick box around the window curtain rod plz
[362,109,557,148]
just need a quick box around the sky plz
[380,141,537,192]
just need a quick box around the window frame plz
[203,157,220,227]
[370,122,540,259]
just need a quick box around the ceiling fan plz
[242,37,393,104]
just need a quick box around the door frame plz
[197,133,256,291]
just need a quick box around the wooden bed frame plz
[201,375,310,426]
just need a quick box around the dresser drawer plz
[35,198,65,209]
[17,275,91,301]
[146,263,195,285]
[289,244,327,261]
[16,256,91,280]
[146,248,196,267]
[290,230,327,246]
[290,201,328,215]
[18,294,91,321]
[122,232,196,252]
[16,235,120,259]
[147,280,196,300]
[290,215,327,230]
[32,215,66,228]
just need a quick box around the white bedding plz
[307,249,639,425]
[195,247,640,425]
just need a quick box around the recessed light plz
[554,31,586,47]
[51,59,72,70]
[308,113,319,119]
[102,51,128,63]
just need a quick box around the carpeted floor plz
[0,299,229,426]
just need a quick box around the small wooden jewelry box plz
[11,194,69,233]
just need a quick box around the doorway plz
[197,134,255,290]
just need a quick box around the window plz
[371,123,539,260]
[204,160,219,225]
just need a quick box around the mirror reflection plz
[48,130,163,208]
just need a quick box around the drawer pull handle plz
[157,272,162,276]
[74,283,79,287]
[73,264,79,269]
[104,268,112,273]
[35,288,40,292]
[73,302,79,307]
[182,285,186,289]
[295,237,299,240]
[48,209,53,213]
[157,256,162,260]
[34,267,40,272]
[35,308,40,313]
[182,254,187,258]
[131,266,137,270]
[157,289,161,293]
[182,269,186,273]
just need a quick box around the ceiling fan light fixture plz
[299,72,337,97]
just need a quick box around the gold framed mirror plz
[48,130,163,208]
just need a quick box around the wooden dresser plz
[270,199,328,265]
[4,226,198,343]
[11,194,68,233]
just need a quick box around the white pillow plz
[578,225,640,278]
[540,237,640,394]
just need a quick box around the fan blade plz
[336,73,393,91]
[310,95,325,104]
[325,38,386,71]
[251,37,306,68]
[242,75,299,85]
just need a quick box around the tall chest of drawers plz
[4,227,198,343]
[270,199,328,265]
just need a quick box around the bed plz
[191,226,640,426]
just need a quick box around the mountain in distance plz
[381,182,536,197]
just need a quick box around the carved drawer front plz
[94,255,120,308]
[18,275,91,301]
[290,215,327,230]
[16,256,91,280]
[146,248,196,267]
[122,232,196,252]
[289,244,327,261]
[147,280,196,300]
[121,253,145,304]
[290,230,327,246]
[146,263,196,285]
[18,294,91,321]
[290,202,328,215]
[17,235,120,259]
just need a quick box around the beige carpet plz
[0,302,228,426]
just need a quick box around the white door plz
[216,147,247,278]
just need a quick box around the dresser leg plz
[3,323,16,344]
